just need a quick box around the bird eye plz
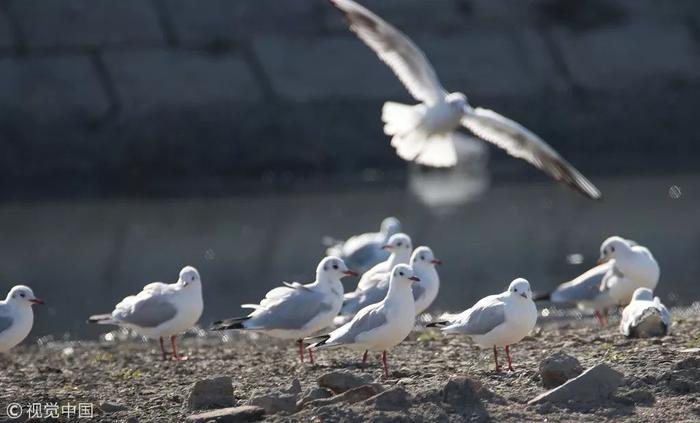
[399,272,404,276]
[514,289,517,292]
[420,255,425,260]
[191,276,195,281]
[397,242,402,246]
[20,293,25,298]
[611,246,615,253]
[332,264,338,270]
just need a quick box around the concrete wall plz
[0,0,699,195]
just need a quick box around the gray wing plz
[117,296,178,328]
[248,289,333,330]
[412,282,425,303]
[331,304,387,345]
[330,0,446,104]
[461,108,601,200]
[344,243,387,271]
[551,264,610,302]
[0,315,13,334]
[339,281,388,317]
[446,300,506,335]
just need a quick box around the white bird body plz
[355,233,412,292]
[90,266,203,340]
[410,246,441,315]
[0,286,42,352]
[311,264,418,352]
[548,262,616,312]
[211,257,355,341]
[242,275,345,341]
[442,280,537,348]
[330,0,601,199]
[605,246,659,305]
[620,288,671,338]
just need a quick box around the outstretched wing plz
[462,108,601,200]
[330,0,446,104]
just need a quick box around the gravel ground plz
[1,309,699,422]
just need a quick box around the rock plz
[248,392,298,415]
[528,364,624,405]
[305,384,384,408]
[186,376,235,411]
[317,371,372,394]
[539,352,584,388]
[665,369,700,394]
[365,386,412,411]
[442,376,503,409]
[185,405,265,423]
[296,387,334,410]
[673,357,700,370]
[284,378,302,395]
[616,388,655,406]
[99,402,128,413]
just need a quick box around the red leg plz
[362,350,368,365]
[505,345,514,372]
[493,346,501,372]
[297,340,304,363]
[171,336,184,361]
[308,348,315,364]
[159,337,167,361]
[602,308,609,326]
[381,351,389,378]
[594,310,604,327]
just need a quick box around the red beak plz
[596,257,608,265]
[408,276,420,282]
[381,245,391,250]
[430,259,443,265]
[343,270,359,277]
[30,298,44,305]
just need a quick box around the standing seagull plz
[329,0,601,200]
[535,262,617,326]
[88,266,203,361]
[0,286,44,353]
[411,246,442,316]
[335,233,413,324]
[429,279,537,372]
[620,288,671,338]
[325,216,401,274]
[307,264,419,378]
[209,257,357,364]
[597,236,660,306]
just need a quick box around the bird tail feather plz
[304,334,331,350]
[209,317,250,331]
[87,314,115,325]
[426,320,448,328]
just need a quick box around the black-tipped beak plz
[381,244,392,250]
[408,276,420,282]
[30,298,44,305]
[343,270,359,277]
[430,259,442,265]
[520,293,528,299]
[596,257,608,265]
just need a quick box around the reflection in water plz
[409,136,489,212]
[0,173,698,340]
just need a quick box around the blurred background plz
[0,0,698,340]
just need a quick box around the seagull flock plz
[1,216,665,377]
[0,0,671,380]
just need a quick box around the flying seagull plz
[329,0,602,200]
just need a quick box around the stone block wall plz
[0,0,698,196]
